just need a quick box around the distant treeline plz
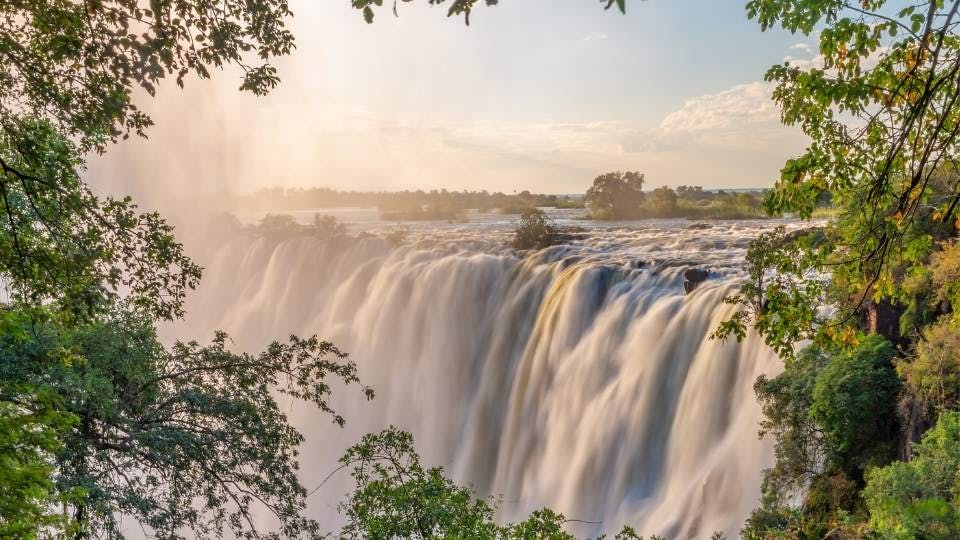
[235,187,583,220]
[234,182,795,221]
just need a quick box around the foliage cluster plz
[511,207,560,250]
[863,411,960,539]
[713,0,960,537]
[338,426,706,540]
[584,171,647,220]
[0,0,382,535]
[0,306,370,538]
[584,172,774,221]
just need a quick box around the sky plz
[87,0,820,199]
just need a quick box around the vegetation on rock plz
[512,208,560,250]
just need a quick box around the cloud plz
[658,82,779,134]
[579,33,609,44]
[784,39,892,73]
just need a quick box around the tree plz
[741,338,899,538]
[646,186,678,217]
[312,214,348,238]
[0,380,79,539]
[810,335,900,473]
[584,171,646,220]
[338,427,658,540]
[2,0,298,316]
[735,192,759,209]
[899,320,960,412]
[676,185,706,201]
[511,207,559,250]
[864,411,960,539]
[751,0,960,280]
[1,0,369,535]
[2,0,291,154]
[0,305,372,539]
[0,121,201,321]
[713,226,831,359]
[752,345,831,507]
[713,0,960,343]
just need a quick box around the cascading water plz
[170,213,790,539]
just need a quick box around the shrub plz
[646,186,679,217]
[899,319,960,412]
[811,335,900,472]
[754,345,831,501]
[864,411,960,539]
[511,208,559,250]
[496,201,535,215]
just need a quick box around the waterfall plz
[170,220,782,539]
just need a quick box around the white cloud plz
[784,42,890,72]
[658,82,779,134]
[579,33,608,44]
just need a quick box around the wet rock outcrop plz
[683,267,709,294]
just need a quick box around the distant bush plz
[645,186,679,217]
[511,208,558,250]
[254,213,350,241]
[256,213,302,236]
[311,214,347,238]
[496,201,535,215]
[380,203,466,222]
[238,186,583,216]
[383,227,410,246]
[552,196,584,209]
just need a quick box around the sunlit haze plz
[87,0,814,201]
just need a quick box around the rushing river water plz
[169,210,797,538]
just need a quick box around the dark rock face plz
[898,393,935,461]
[683,268,709,294]
[866,299,907,348]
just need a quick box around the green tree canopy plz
[585,171,646,220]
[1,0,301,318]
[646,186,678,217]
[810,335,900,473]
[0,305,373,538]
[2,0,293,152]
[0,379,79,538]
[511,207,559,250]
[338,427,660,540]
[0,122,201,320]
[718,0,960,346]
[864,411,960,539]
